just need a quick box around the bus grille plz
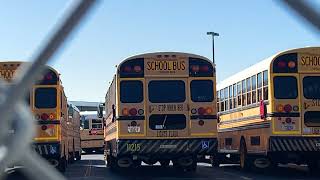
[269,137,320,152]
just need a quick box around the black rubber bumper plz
[33,142,60,158]
[115,138,217,156]
[269,136,320,152]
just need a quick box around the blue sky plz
[0,0,318,102]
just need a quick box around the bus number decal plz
[126,143,141,152]
[157,130,178,137]
[0,69,15,80]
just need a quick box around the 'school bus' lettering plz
[299,54,320,71]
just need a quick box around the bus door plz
[300,74,320,136]
[146,78,189,138]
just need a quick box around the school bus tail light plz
[49,113,55,120]
[284,104,292,113]
[206,107,213,114]
[277,61,286,68]
[129,108,137,116]
[198,107,206,115]
[130,121,137,126]
[122,108,129,116]
[276,104,284,112]
[41,113,49,120]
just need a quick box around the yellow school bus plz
[80,114,104,153]
[0,61,72,172]
[99,52,217,171]
[216,47,320,171]
[67,103,82,162]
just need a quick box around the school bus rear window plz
[149,114,186,130]
[273,76,298,99]
[190,80,213,102]
[120,80,143,103]
[35,88,57,108]
[303,76,320,99]
[148,80,185,103]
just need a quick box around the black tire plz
[159,160,170,168]
[211,155,221,167]
[75,151,81,161]
[308,160,320,173]
[58,156,67,173]
[240,139,250,170]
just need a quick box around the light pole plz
[207,32,219,64]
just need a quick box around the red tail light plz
[284,104,292,113]
[45,73,53,80]
[41,113,49,120]
[129,108,137,116]
[198,107,206,115]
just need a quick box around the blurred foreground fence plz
[0,0,98,179]
[0,0,319,180]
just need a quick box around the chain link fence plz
[0,0,98,179]
[0,0,318,179]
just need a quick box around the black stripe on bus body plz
[218,100,269,116]
[218,122,270,133]
[268,112,300,117]
[190,115,217,120]
[269,136,320,152]
[37,120,60,125]
[116,116,145,120]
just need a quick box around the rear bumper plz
[33,142,60,158]
[114,138,217,157]
[268,136,320,163]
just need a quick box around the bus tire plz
[240,139,250,170]
[159,160,170,167]
[211,155,221,167]
[75,151,81,161]
[58,156,67,173]
[308,160,320,173]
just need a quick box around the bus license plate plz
[157,130,178,137]
[128,126,141,133]
[281,125,295,131]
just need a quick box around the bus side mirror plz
[97,103,105,118]
[260,100,267,119]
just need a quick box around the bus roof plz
[0,61,60,78]
[118,52,212,70]
[217,46,320,90]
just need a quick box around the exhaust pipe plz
[117,157,133,168]
[48,159,59,167]
[177,156,194,167]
